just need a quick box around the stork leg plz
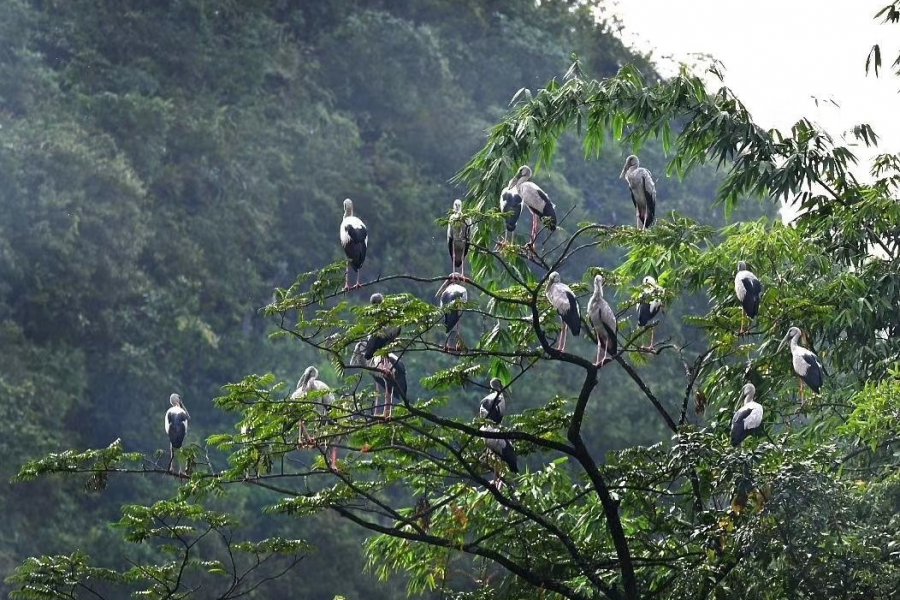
[168,444,175,473]
[595,339,603,366]
[635,210,641,230]
[451,247,457,281]
[799,378,805,405]
[354,268,362,289]
[329,445,338,471]
[344,263,351,291]
[558,321,568,352]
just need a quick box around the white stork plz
[620,155,657,230]
[292,366,338,469]
[481,425,519,489]
[730,383,763,447]
[499,178,523,245]
[512,165,557,247]
[777,326,824,402]
[164,393,190,473]
[637,275,664,348]
[587,274,617,366]
[545,271,581,352]
[437,280,468,351]
[734,261,762,334]
[447,199,471,281]
[479,378,507,425]
[339,198,368,291]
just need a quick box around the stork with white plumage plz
[339,198,368,291]
[164,393,190,474]
[511,165,557,247]
[447,199,471,281]
[545,272,580,353]
[734,261,762,335]
[777,326,824,403]
[620,155,657,230]
[730,383,763,447]
[437,280,468,351]
[587,274,617,366]
[292,366,338,469]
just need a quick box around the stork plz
[292,366,338,469]
[447,199,471,281]
[545,272,580,352]
[481,426,519,489]
[512,165,557,247]
[499,178,523,245]
[730,383,763,446]
[339,198,368,291]
[620,154,657,230]
[637,275,663,349]
[437,280,468,351]
[479,378,507,425]
[776,326,824,402]
[352,341,407,420]
[734,261,761,334]
[363,293,401,361]
[587,274,617,366]
[164,393,190,474]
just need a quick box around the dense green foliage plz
[0,1,740,597]
[8,2,900,600]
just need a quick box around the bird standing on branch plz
[620,154,657,230]
[340,198,368,291]
[447,199,471,281]
[165,393,190,474]
[545,271,581,353]
[587,274,617,366]
[512,165,556,248]
[734,261,761,335]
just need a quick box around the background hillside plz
[0,1,772,597]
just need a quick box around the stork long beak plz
[619,167,627,179]
[776,333,790,354]
[435,278,451,298]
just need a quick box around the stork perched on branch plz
[164,393,190,474]
[339,198,368,291]
[499,178,523,245]
[481,426,519,489]
[734,261,761,335]
[437,280,468,351]
[620,154,656,230]
[777,326,824,403]
[364,293,401,361]
[637,275,663,349]
[479,378,507,425]
[587,274,617,366]
[730,383,763,447]
[352,341,407,420]
[511,165,556,247]
[292,366,338,469]
[545,272,580,353]
[447,199,471,281]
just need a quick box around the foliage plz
[5,2,900,600]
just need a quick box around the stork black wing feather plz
[562,291,581,336]
[730,407,754,446]
[801,354,824,392]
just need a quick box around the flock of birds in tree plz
[162,155,826,483]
